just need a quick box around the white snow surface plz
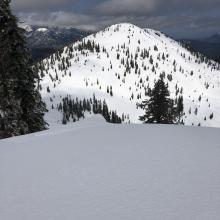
[0,116,220,220]
[40,23,220,127]
[36,28,49,33]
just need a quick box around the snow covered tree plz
[0,0,47,136]
[139,76,182,124]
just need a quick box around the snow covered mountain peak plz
[100,23,174,45]
[18,22,33,33]
[93,23,167,47]
[36,27,49,33]
[38,23,220,127]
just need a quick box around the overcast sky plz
[12,0,220,38]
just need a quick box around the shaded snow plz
[0,117,220,220]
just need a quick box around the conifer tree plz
[176,96,184,123]
[0,0,47,136]
[139,76,183,124]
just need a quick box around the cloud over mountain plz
[13,0,220,38]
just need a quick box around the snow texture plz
[0,115,220,220]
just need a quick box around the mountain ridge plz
[19,23,90,61]
[37,23,220,127]
[180,34,220,62]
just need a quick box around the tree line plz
[57,95,123,124]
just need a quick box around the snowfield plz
[0,115,220,220]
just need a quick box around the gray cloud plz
[12,0,78,11]
[94,0,220,16]
[18,11,98,30]
[13,0,220,38]
[95,0,156,16]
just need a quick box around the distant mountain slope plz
[28,26,89,49]
[19,24,90,61]
[207,33,220,44]
[37,23,220,127]
[1,116,220,220]
[181,34,220,62]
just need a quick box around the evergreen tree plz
[62,113,67,125]
[57,96,122,125]
[0,0,47,136]
[176,96,184,123]
[139,76,183,124]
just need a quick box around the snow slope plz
[38,23,220,127]
[0,116,220,220]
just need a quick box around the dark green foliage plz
[0,0,47,136]
[167,74,173,82]
[77,39,101,54]
[149,56,153,64]
[139,77,184,124]
[154,45,158,51]
[58,95,122,124]
[194,108,198,115]
[62,113,67,125]
[176,96,184,123]
[110,86,113,96]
